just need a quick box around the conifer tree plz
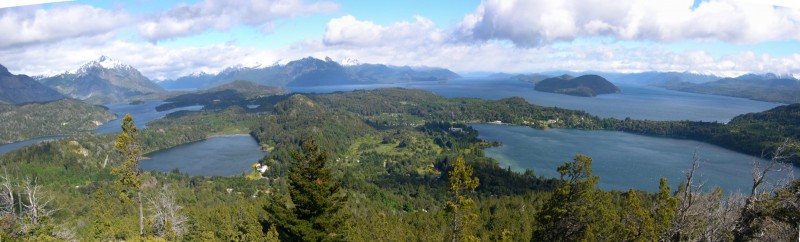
[91,188,114,241]
[445,155,480,242]
[534,154,619,241]
[621,189,656,241]
[653,177,677,240]
[111,114,144,237]
[266,137,347,241]
[266,224,280,242]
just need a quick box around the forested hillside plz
[0,99,116,143]
[0,88,797,241]
[660,75,800,104]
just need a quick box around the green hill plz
[0,99,116,143]
[535,74,621,97]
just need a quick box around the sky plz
[1,0,800,80]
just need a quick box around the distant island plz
[534,74,621,97]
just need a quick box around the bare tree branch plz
[0,169,15,217]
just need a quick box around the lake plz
[290,78,779,123]
[472,124,798,193]
[140,135,267,176]
[95,100,203,134]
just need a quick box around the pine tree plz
[91,188,114,241]
[621,189,656,241]
[445,155,480,242]
[111,114,144,237]
[266,224,280,242]
[534,154,619,241]
[265,137,348,241]
[653,177,677,240]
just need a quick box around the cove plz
[140,135,267,176]
[472,124,799,193]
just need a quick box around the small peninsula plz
[535,74,621,97]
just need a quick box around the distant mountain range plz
[534,74,621,97]
[0,64,66,104]
[158,57,460,90]
[6,55,798,105]
[39,56,164,103]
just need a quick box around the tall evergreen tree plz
[533,154,619,241]
[653,177,677,240]
[445,155,480,242]
[621,189,656,241]
[265,137,348,241]
[111,114,144,237]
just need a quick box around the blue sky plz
[1,0,799,80]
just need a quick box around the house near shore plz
[255,164,268,173]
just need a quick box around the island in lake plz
[534,74,621,97]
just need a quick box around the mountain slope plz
[0,64,66,104]
[535,74,621,97]
[208,80,287,98]
[40,56,164,103]
[660,73,800,103]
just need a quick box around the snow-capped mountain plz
[338,57,360,66]
[40,56,164,103]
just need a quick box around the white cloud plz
[137,0,339,41]
[1,1,799,80]
[457,0,800,47]
[323,15,444,47]
[0,5,129,48]
[0,0,73,9]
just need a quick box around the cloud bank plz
[137,0,339,41]
[1,0,799,79]
[457,0,800,47]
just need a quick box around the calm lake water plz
[95,100,203,134]
[140,135,266,176]
[290,78,780,123]
[473,124,798,192]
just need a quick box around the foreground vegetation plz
[0,88,798,241]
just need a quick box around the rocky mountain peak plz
[76,56,133,74]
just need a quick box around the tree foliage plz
[445,155,480,242]
[266,137,348,241]
[111,113,145,237]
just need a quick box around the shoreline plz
[205,133,251,139]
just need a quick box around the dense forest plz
[0,88,798,241]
